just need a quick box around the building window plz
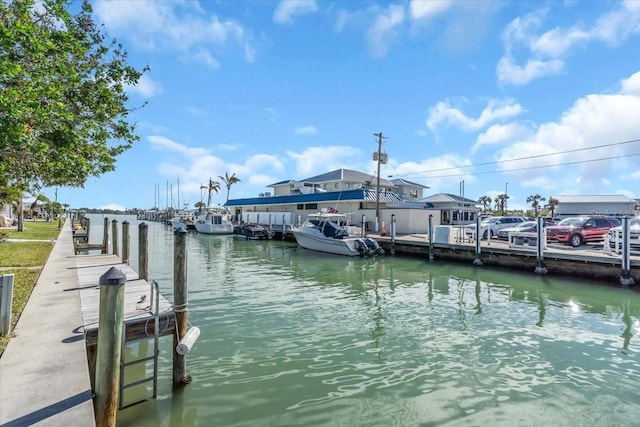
[409,190,418,198]
[334,183,339,189]
[305,203,317,210]
[297,204,304,210]
[345,183,350,189]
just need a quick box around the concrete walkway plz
[0,220,95,426]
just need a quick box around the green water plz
[87,216,640,426]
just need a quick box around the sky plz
[48,0,640,212]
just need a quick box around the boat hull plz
[291,230,362,256]
[194,223,233,234]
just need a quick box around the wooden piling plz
[111,219,119,257]
[473,214,483,266]
[94,267,126,427]
[122,221,130,265]
[139,222,149,282]
[102,217,109,254]
[173,227,191,389]
[85,218,91,242]
[428,215,434,261]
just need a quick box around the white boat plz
[193,209,234,234]
[291,212,384,257]
[169,212,196,230]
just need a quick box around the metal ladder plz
[118,280,161,409]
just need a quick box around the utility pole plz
[373,132,388,232]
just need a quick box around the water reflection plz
[98,219,640,427]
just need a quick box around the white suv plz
[465,216,528,239]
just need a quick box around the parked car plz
[497,221,538,240]
[465,216,528,239]
[546,216,621,247]
[607,217,640,250]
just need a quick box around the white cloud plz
[286,146,361,176]
[246,154,284,171]
[365,4,405,58]
[427,98,524,132]
[295,126,318,136]
[409,0,452,21]
[496,72,640,193]
[496,56,564,86]
[387,154,473,191]
[497,3,640,85]
[530,26,590,58]
[620,71,640,95]
[273,0,318,25]
[192,49,221,70]
[126,74,163,97]
[94,1,255,68]
[148,135,210,158]
[99,203,126,211]
[475,123,528,149]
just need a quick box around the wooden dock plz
[74,254,175,385]
[373,232,639,283]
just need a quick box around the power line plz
[396,138,640,178]
[415,152,640,179]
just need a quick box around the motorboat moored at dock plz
[193,209,234,234]
[291,212,384,257]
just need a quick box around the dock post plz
[390,214,396,255]
[473,213,483,266]
[122,221,130,265]
[173,227,192,389]
[361,214,366,238]
[85,218,91,242]
[111,219,119,257]
[282,215,286,240]
[94,267,126,427]
[620,217,635,286]
[428,215,434,261]
[139,223,149,281]
[534,217,547,274]
[102,217,109,254]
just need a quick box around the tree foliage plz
[526,194,546,217]
[219,172,240,202]
[0,0,145,191]
[478,195,492,212]
[202,178,220,207]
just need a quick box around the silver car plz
[465,216,528,239]
[497,221,538,240]
[607,217,640,249]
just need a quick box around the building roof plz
[225,189,403,207]
[419,193,479,205]
[390,178,430,189]
[268,168,396,188]
[553,195,637,204]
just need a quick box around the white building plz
[553,195,638,218]
[226,168,438,233]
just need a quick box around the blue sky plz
[50,0,640,212]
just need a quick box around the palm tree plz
[495,193,508,213]
[478,195,492,213]
[194,201,206,212]
[526,194,546,217]
[219,172,241,202]
[202,178,220,207]
[546,197,559,218]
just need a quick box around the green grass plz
[0,222,60,355]
[4,220,62,240]
[0,241,54,267]
[0,269,42,355]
